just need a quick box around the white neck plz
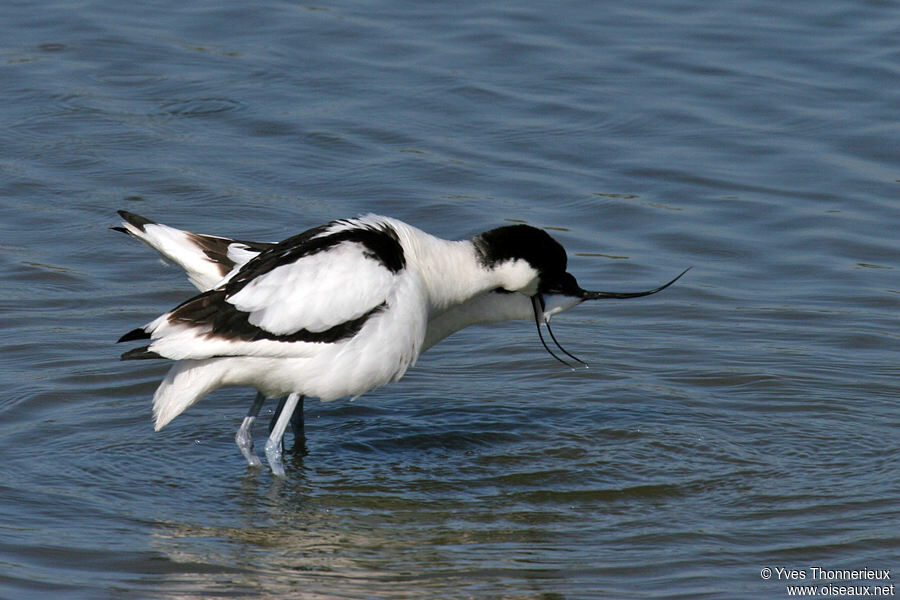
[383,218,527,314]
[422,291,533,350]
[391,222,494,311]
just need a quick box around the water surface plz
[1,1,897,598]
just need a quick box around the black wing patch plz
[121,346,161,360]
[116,210,156,232]
[165,289,387,344]
[225,221,405,296]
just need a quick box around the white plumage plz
[231,243,392,334]
[116,211,686,476]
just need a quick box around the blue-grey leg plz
[269,396,287,434]
[269,395,305,441]
[265,392,303,477]
[235,391,266,467]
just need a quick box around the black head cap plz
[474,224,568,278]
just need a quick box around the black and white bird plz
[115,211,686,476]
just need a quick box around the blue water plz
[1,1,897,598]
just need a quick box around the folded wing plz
[121,220,407,361]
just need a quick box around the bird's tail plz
[152,359,225,430]
[112,210,270,292]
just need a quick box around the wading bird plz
[116,211,686,475]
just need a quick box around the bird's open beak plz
[531,267,690,368]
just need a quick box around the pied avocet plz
[115,211,686,476]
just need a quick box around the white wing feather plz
[227,241,396,335]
